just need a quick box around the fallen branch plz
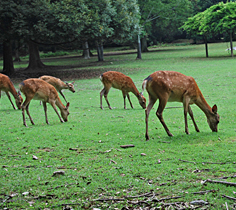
[153,195,183,202]
[202,161,226,165]
[191,189,216,195]
[179,159,196,164]
[219,175,236,179]
[125,192,156,199]
[202,179,236,186]
[120,144,135,148]
[110,159,117,164]
[94,197,125,202]
[222,194,236,201]
[225,202,229,210]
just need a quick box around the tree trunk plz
[2,39,15,76]
[14,40,21,62]
[26,40,45,70]
[137,35,142,59]
[97,42,104,62]
[141,36,148,52]
[51,46,56,53]
[204,36,208,58]
[229,31,234,57]
[82,41,90,59]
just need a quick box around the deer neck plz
[55,97,65,110]
[196,94,213,117]
[8,82,18,99]
[131,86,140,98]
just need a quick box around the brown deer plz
[39,75,75,103]
[142,71,220,140]
[100,71,146,109]
[0,73,23,110]
[19,78,70,126]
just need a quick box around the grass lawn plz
[0,42,236,209]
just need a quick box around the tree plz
[182,2,236,57]
[0,0,27,75]
[26,0,89,70]
[181,10,210,57]
[191,0,228,13]
[0,0,53,74]
[138,0,192,52]
[79,0,140,61]
[0,0,89,74]
[205,2,236,57]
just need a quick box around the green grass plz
[1,42,236,209]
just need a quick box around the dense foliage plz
[182,2,236,56]
[138,0,192,43]
[1,0,236,74]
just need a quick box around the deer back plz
[39,75,74,92]
[145,71,201,103]
[101,71,137,92]
[0,74,16,92]
[20,79,59,102]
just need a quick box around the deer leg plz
[59,90,67,103]
[145,96,157,140]
[21,97,33,126]
[100,88,105,109]
[156,98,173,137]
[22,105,27,126]
[188,105,200,132]
[25,102,35,125]
[42,102,49,124]
[122,91,128,109]
[50,101,64,123]
[6,91,16,110]
[183,98,190,134]
[100,87,112,109]
[126,93,133,109]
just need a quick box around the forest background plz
[0,0,234,76]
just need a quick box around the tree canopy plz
[182,2,236,57]
[138,0,192,45]
[0,0,141,74]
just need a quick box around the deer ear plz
[212,104,217,114]
[66,102,70,108]
[72,81,75,85]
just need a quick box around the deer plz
[39,75,75,103]
[0,73,23,110]
[100,71,146,110]
[142,71,220,140]
[19,78,70,127]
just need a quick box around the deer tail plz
[142,79,147,94]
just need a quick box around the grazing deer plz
[143,71,220,140]
[19,78,70,126]
[0,73,23,110]
[39,75,75,103]
[100,71,146,109]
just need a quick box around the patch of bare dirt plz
[11,65,110,83]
